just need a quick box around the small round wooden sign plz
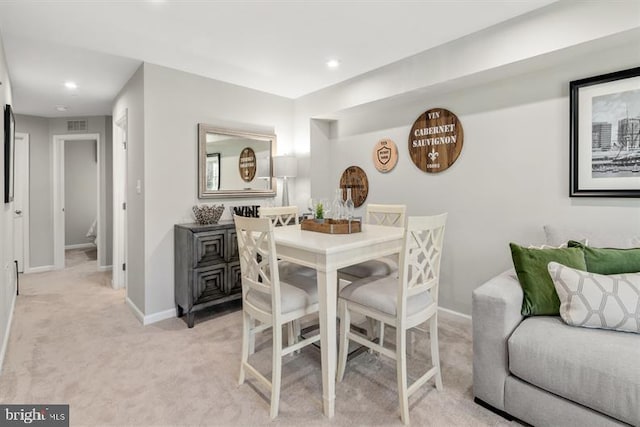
[408,108,463,173]
[239,147,257,182]
[372,138,398,173]
[339,166,369,208]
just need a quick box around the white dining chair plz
[338,204,406,344]
[336,213,447,425]
[235,215,320,419]
[258,205,299,226]
[338,204,406,282]
[259,205,317,346]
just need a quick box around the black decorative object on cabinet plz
[174,220,241,328]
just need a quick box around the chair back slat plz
[234,215,282,317]
[260,206,299,226]
[397,213,447,319]
[366,204,406,227]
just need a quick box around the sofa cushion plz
[544,225,640,249]
[548,262,640,334]
[508,316,640,425]
[568,241,640,275]
[509,243,587,316]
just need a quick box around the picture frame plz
[4,104,15,203]
[205,152,220,191]
[570,66,640,197]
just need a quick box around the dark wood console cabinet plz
[174,221,241,327]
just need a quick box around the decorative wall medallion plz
[238,147,257,182]
[339,166,369,208]
[408,108,463,173]
[373,138,398,173]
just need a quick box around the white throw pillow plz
[548,262,640,334]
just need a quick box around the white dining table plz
[272,223,404,418]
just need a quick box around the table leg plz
[317,267,337,418]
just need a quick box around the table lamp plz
[273,155,297,206]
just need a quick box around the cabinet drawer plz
[193,230,226,268]
[192,264,227,304]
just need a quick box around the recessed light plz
[64,81,77,90]
[55,105,68,112]
[326,59,340,69]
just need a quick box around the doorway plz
[52,133,101,270]
[13,132,29,273]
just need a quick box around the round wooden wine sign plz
[408,108,463,173]
[372,138,398,173]
[339,166,369,208]
[238,147,257,182]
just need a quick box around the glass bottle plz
[331,188,344,219]
[344,187,355,220]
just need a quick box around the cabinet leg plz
[176,305,184,318]
[187,312,195,328]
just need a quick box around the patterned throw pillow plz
[548,262,640,334]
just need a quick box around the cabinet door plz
[227,229,239,261]
[227,260,242,295]
[193,230,226,268]
[192,263,227,304]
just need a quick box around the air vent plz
[67,120,87,132]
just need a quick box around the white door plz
[13,133,29,273]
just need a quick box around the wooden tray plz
[301,218,361,234]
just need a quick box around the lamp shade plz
[273,155,297,178]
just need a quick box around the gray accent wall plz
[14,115,113,269]
[295,14,640,316]
[64,140,97,247]
[143,63,294,315]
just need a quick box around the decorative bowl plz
[192,204,225,225]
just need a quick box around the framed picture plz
[570,66,640,197]
[4,104,15,203]
[205,152,220,191]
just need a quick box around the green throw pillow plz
[568,240,640,275]
[509,243,586,316]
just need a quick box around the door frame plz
[52,133,101,270]
[14,132,29,273]
[112,110,127,290]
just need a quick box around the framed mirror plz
[198,124,276,198]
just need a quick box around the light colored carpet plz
[0,249,515,426]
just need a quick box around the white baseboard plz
[24,265,55,274]
[125,298,176,325]
[98,265,112,272]
[438,306,472,321]
[0,291,17,375]
[65,243,95,250]
[125,297,144,324]
[143,308,176,325]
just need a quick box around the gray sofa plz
[472,269,640,427]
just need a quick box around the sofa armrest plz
[472,269,524,411]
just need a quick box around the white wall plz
[64,140,97,247]
[15,115,113,268]
[113,64,145,312]
[0,30,16,372]
[310,34,640,316]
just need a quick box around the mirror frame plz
[198,124,277,199]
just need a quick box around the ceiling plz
[0,0,557,118]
